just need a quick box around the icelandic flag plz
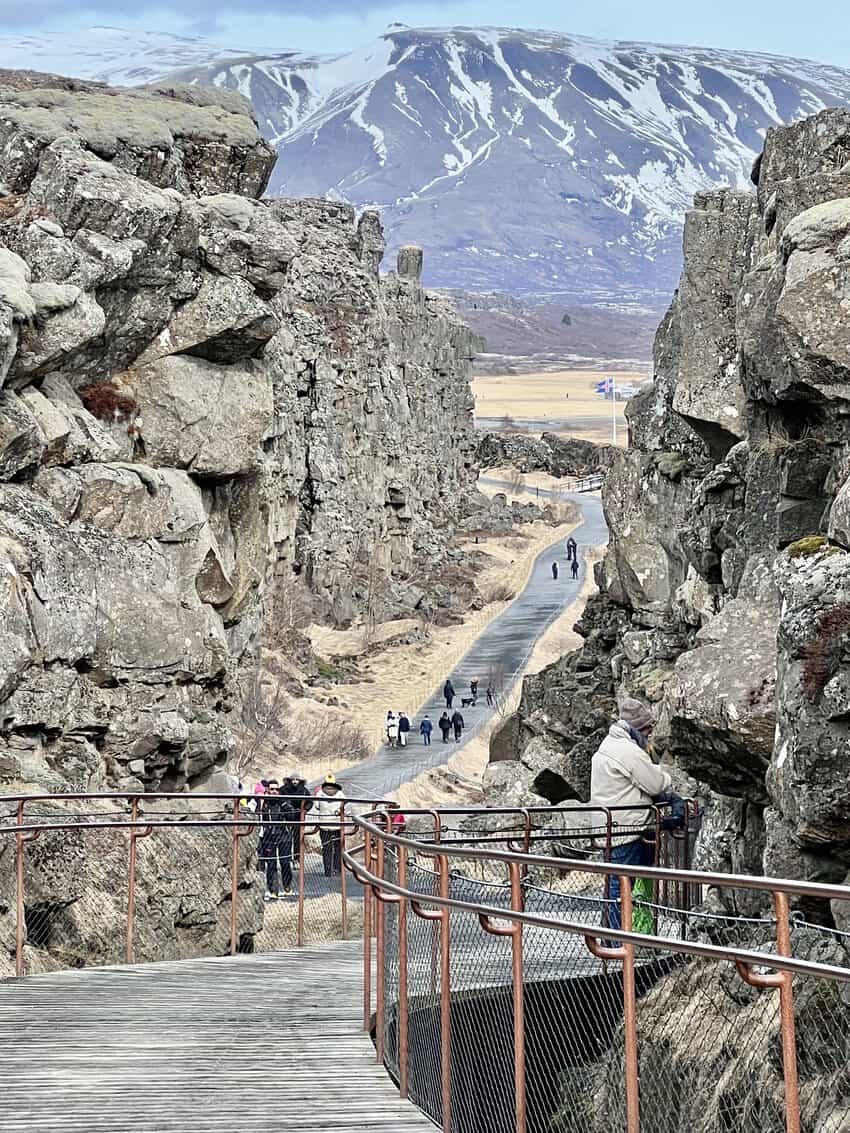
[595,377,615,396]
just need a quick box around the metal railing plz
[0,795,694,979]
[347,812,850,1133]
[4,792,848,1132]
[0,791,394,977]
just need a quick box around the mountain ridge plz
[3,24,850,301]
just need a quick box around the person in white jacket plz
[590,698,672,931]
[314,775,347,877]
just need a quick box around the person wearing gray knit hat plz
[590,693,672,935]
[618,697,654,735]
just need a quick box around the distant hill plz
[4,25,850,305]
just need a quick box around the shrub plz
[801,605,850,703]
[79,382,138,422]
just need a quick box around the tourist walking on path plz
[285,773,312,869]
[420,715,433,746]
[590,698,672,931]
[552,561,559,580]
[386,712,398,748]
[567,536,577,561]
[439,712,452,742]
[571,556,580,580]
[451,709,465,742]
[470,676,479,701]
[443,678,455,708]
[314,775,346,877]
[486,685,495,707]
[259,781,292,900]
[398,711,410,747]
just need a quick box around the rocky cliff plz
[488,107,850,905]
[0,76,480,797]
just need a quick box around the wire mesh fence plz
[0,793,380,977]
[355,816,850,1133]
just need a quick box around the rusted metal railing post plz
[340,803,348,941]
[15,801,25,977]
[775,892,801,1133]
[127,797,139,963]
[736,893,801,1133]
[374,820,387,1065]
[620,877,640,1133]
[410,852,452,1133]
[397,843,410,1099]
[362,824,373,1031]
[297,806,307,948]
[229,798,241,956]
[437,854,451,1133]
[479,861,527,1133]
[126,802,155,965]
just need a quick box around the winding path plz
[336,485,607,798]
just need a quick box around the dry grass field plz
[472,368,648,444]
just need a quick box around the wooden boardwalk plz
[0,942,435,1132]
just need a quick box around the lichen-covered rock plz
[0,82,275,197]
[487,107,850,895]
[0,77,482,802]
[476,430,616,478]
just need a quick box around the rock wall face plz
[487,107,850,902]
[0,78,479,796]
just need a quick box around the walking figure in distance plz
[386,711,398,748]
[470,676,479,701]
[451,709,464,742]
[486,685,495,708]
[443,678,455,708]
[398,710,410,747]
[571,556,580,580]
[552,561,559,580]
[420,715,433,746]
[439,711,452,742]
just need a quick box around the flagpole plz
[611,377,617,446]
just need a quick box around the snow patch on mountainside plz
[2,24,850,300]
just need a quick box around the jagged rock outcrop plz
[0,77,480,798]
[477,430,616,479]
[487,107,850,905]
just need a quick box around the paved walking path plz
[0,943,432,1133]
[336,486,607,798]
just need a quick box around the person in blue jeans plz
[419,715,433,746]
[590,698,673,932]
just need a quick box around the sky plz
[0,0,848,68]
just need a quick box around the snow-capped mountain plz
[3,25,850,301]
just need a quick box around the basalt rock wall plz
[487,108,850,903]
[0,77,480,798]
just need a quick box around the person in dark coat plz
[398,711,411,747]
[420,715,433,746]
[451,710,464,741]
[567,536,578,561]
[443,679,455,708]
[281,773,312,870]
[571,556,580,579]
[552,561,559,580]
[439,712,452,742]
[470,676,479,700]
[259,783,291,899]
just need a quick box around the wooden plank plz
[0,943,436,1132]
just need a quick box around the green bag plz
[632,876,654,935]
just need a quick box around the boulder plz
[126,355,273,477]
